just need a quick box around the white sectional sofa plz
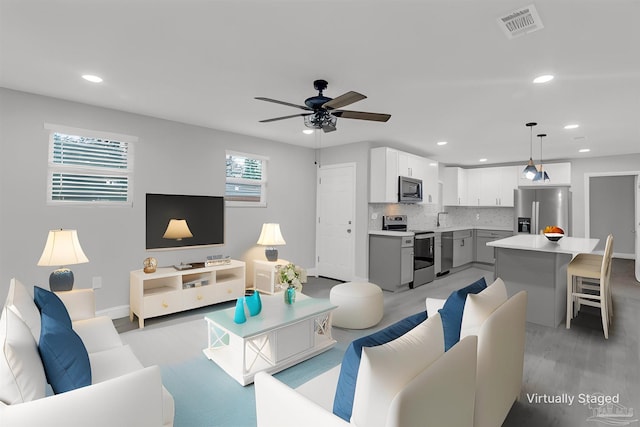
[0,278,174,427]
[255,278,527,427]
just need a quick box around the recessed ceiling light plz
[302,129,314,135]
[82,74,103,83]
[479,158,488,162]
[429,162,437,167]
[437,141,448,146]
[533,74,554,84]
[579,148,591,153]
[564,124,579,130]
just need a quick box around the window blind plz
[46,129,134,206]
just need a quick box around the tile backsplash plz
[368,204,514,231]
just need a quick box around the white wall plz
[0,88,317,312]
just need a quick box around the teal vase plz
[247,291,262,316]
[284,285,296,305]
[233,297,246,323]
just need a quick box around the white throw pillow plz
[6,278,41,343]
[0,307,47,404]
[350,313,445,427]
[460,278,508,339]
[425,297,446,317]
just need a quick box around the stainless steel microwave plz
[398,176,423,203]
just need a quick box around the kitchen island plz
[487,234,598,327]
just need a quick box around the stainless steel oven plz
[411,230,435,288]
[382,215,435,288]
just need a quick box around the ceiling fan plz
[255,79,391,133]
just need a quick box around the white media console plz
[130,260,246,328]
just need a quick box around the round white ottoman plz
[330,282,383,329]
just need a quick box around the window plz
[45,124,135,206]
[225,151,267,207]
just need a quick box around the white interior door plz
[316,163,356,281]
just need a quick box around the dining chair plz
[566,234,614,338]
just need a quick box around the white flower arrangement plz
[277,263,303,292]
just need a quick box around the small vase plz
[233,297,247,323]
[246,290,262,316]
[284,285,296,305]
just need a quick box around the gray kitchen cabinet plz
[452,229,473,267]
[475,230,513,264]
[369,233,414,292]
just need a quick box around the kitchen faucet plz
[437,211,448,227]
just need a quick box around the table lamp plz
[163,219,193,240]
[37,229,89,292]
[256,223,286,261]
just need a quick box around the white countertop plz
[434,225,513,233]
[487,234,599,255]
[368,230,414,237]
[369,226,513,237]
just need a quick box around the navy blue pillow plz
[38,312,91,394]
[332,311,428,422]
[438,277,487,351]
[34,286,72,329]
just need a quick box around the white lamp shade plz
[163,219,193,240]
[256,223,286,246]
[37,229,89,267]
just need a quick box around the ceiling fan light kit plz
[256,79,391,133]
[522,122,538,180]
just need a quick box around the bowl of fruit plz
[543,226,565,242]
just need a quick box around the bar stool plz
[566,234,613,338]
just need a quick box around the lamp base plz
[265,248,278,262]
[49,268,74,292]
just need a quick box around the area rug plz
[121,316,345,427]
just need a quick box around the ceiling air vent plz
[497,4,544,39]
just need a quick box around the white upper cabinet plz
[370,147,438,205]
[443,167,468,206]
[370,147,399,203]
[444,165,518,207]
[517,162,572,187]
[422,158,439,205]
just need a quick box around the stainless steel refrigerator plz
[514,187,571,235]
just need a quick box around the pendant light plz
[533,133,550,182]
[522,122,538,180]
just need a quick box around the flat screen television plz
[145,193,224,250]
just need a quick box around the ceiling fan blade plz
[322,91,366,110]
[333,110,391,122]
[259,113,312,123]
[255,97,311,111]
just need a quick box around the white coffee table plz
[202,293,337,386]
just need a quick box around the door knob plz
[347,229,352,233]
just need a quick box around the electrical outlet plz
[476,213,480,221]
[92,276,102,289]
[371,212,378,220]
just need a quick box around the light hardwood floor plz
[115,259,640,427]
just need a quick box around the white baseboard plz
[97,304,129,320]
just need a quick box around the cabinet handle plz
[162,302,168,308]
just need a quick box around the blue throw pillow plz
[332,311,427,422]
[38,312,91,394]
[34,286,72,329]
[438,276,487,351]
